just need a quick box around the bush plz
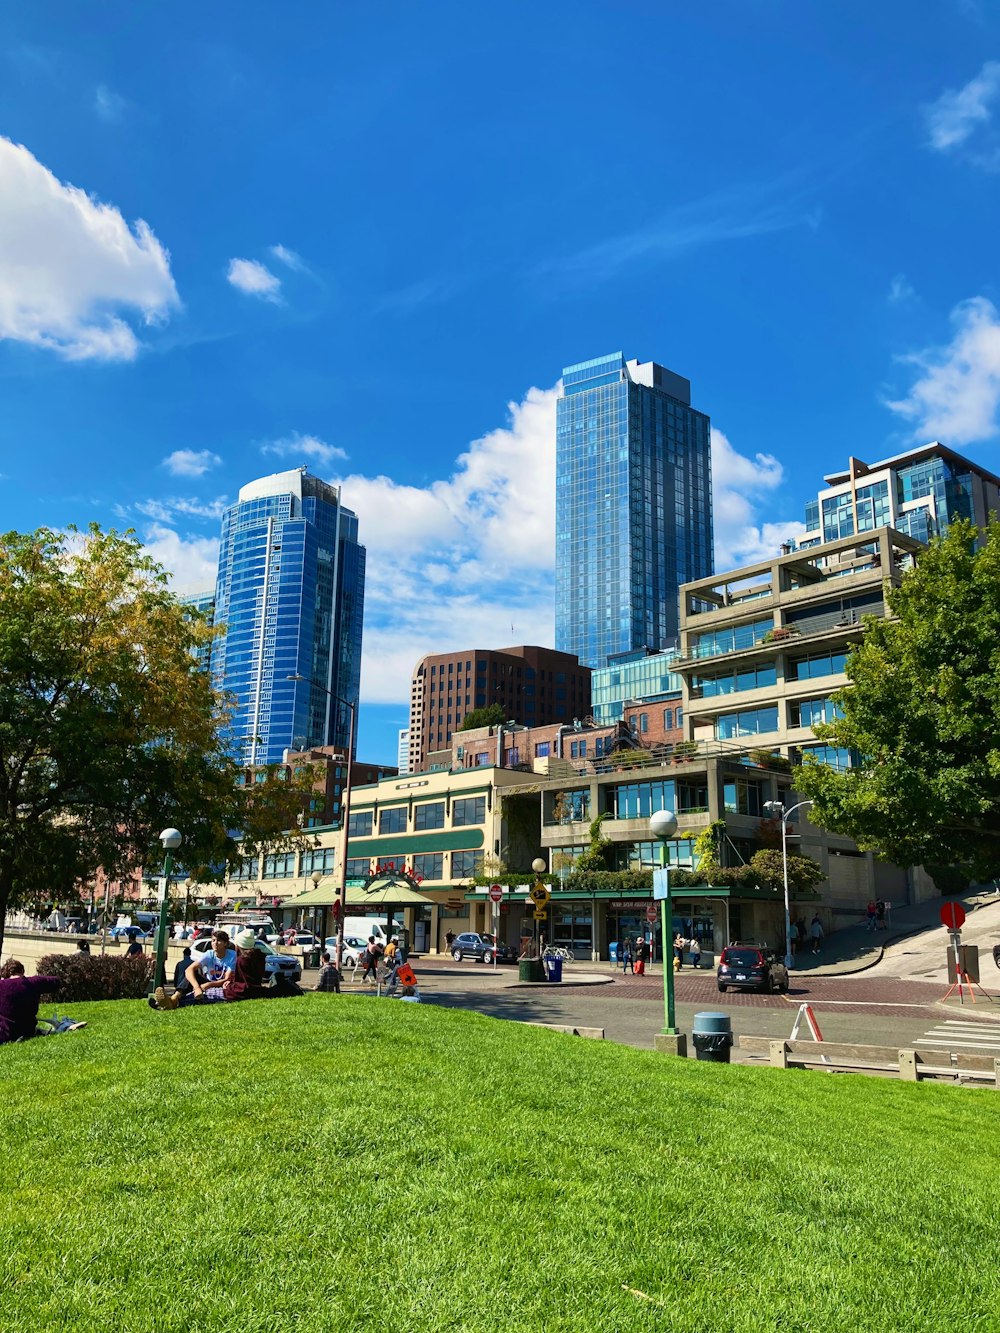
[35,951,154,1001]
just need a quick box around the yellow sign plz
[533,909,547,922]
[529,881,550,906]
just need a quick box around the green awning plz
[283,877,437,909]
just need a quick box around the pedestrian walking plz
[362,937,380,984]
[688,935,702,969]
[865,900,877,931]
[635,936,648,976]
[875,899,886,930]
[621,939,634,974]
[809,914,824,954]
[673,933,685,969]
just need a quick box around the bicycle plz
[542,946,575,962]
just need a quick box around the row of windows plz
[348,796,488,839]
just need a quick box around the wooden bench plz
[739,1035,1000,1085]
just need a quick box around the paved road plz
[384,959,1000,1057]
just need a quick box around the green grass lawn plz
[2,993,999,1333]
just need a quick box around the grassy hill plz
[2,993,998,1332]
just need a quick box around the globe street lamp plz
[286,673,356,969]
[649,809,678,1038]
[152,828,182,992]
[763,798,814,969]
[531,857,547,957]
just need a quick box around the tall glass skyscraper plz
[211,468,365,766]
[555,352,713,669]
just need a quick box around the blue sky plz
[3,2,1000,764]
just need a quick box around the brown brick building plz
[408,645,591,772]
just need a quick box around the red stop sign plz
[940,902,966,930]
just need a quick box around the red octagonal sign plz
[940,902,966,930]
[489,883,503,904]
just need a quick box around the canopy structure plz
[282,876,436,911]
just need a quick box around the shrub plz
[35,951,154,1001]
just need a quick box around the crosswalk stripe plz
[919,1037,1000,1049]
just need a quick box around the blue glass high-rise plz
[211,468,366,766]
[555,353,713,669]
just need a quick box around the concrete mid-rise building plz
[408,644,590,773]
[798,442,1000,549]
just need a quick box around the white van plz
[344,917,403,945]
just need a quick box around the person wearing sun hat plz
[221,929,268,1002]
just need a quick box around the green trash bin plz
[518,958,545,983]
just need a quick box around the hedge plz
[35,952,154,1002]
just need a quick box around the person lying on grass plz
[0,959,84,1042]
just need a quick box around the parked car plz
[450,932,517,964]
[189,936,302,985]
[325,935,368,967]
[717,945,789,994]
[109,924,149,940]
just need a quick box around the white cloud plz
[162,448,221,477]
[711,427,806,568]
[341,390,796,704]
[94,84,126,122]
[888,274,917,306]
[334,386,557,703]
[261,433,347,466]
[0,136,178,361]
[142,525,220,594]
[925,61,1000,151]
[226,257,281,301]
[886,296,1000,444]
[269,244,305,272]
[134,496,228,522]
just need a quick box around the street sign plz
[489,883,503,904]
[529,882,550,906]
[653,869,670,901]
[940,902,966,930]
[533,909,547,921]
[645,904,658,924]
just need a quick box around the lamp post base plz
[654,1031,688,1057]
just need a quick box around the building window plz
[413,801,445,831]
[412,853,443,881]
[616,839,697,870]
[569,739,587,758]
[800,744,857,772]
[663,709,673,730]
[534,741,551,758]
[714,707,779,741]
[348,811,373,838]
[300,847,336,875]
[452,850,485,878]
[379,807,407,834]
[639,713,648,733]
[723,778,765,817]
[474,751,491,766]
[676,708,683,729]
[691,617,773,660]
[610,779,676,821]
[790,651,848,681]
[791,697,844,729]
[452,796,486,826]
[545,789,591,825]
[236,856,259,880]
[346,858,370,878]
[262,852,297,879]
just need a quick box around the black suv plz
[450,932,517,964]
[717,945,789,994]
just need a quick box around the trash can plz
[691,1011,732,1063]
[609,942,619,966]
[307,947,321,969]
[544,955,563,983]
[518,958,545,983]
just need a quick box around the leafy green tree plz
[745,849,826,894]
[0,526,308,952]
[794,519,1000,881]
[458,703,507,732]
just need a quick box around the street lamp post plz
[152,828,182,992]
[649,809,678,1037]
[763,798,814,969]
[287,672,356,969]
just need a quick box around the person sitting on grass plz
[0,960,65,1044]
[313,950,341,994]
[220,930,268,1002]
[152,929,235,1010]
